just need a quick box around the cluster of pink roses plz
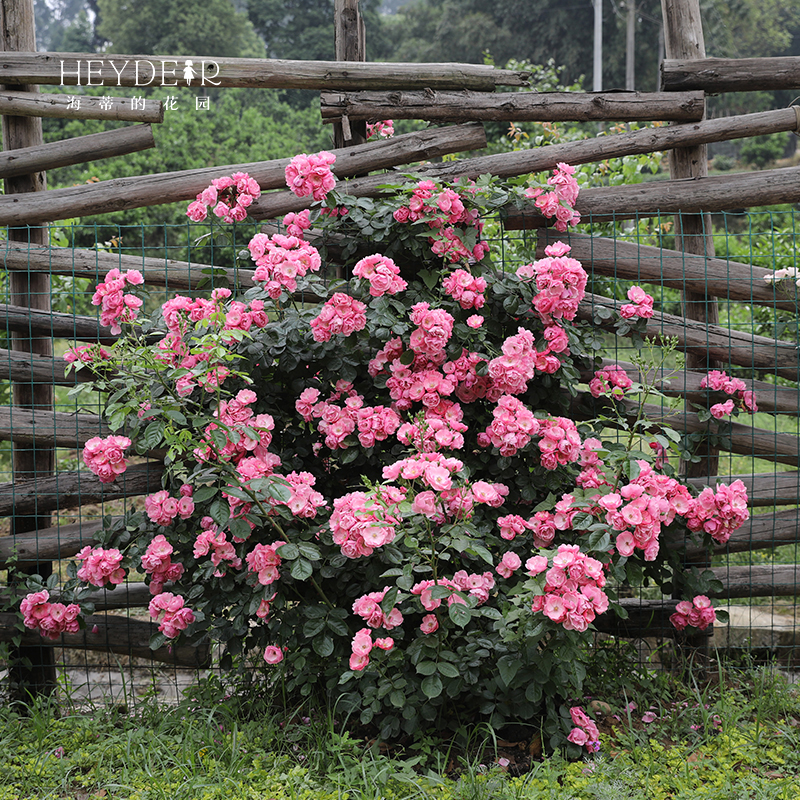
[669,595,717,631]
[285,151,336,201]
[75,546,126,588]
[195,389,275,465]
[148,592,195,638]
[193,517,242,574]
[83,435,131,484]
[497,494,574,548]
[478,395,538,457]
[248,232,322,299]
[310,292,368,342]
[589,364,633,398]
[397,401,468,453]
[145,485,195,527]
[92,268,143,335]
[352,253,407,297]
[590,461,692,561]
[141,534,184,595]
[392,179,490,263]
[245,541,286,586]
[412,571,496,612]
[349,627,394,671]
[156,289,268,396]
[528,544,609,632]
[442,268,487,310]
[524,162,581,232]
[619,285,654,320]
[366,119,394,139]
[20,590,81,640]
[328,487,405,558]
[568,706,601,751]
[296,382,401,450]
[353,587,404,630]
[536,417,583,470]
[64,343,111,366]
[409,302,455,358]
[701,369,758,418]
[283,208,312,237]
[518,242,587,326]
[186,172,261,223]
[684,480,749,545]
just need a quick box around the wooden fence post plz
[661,0,716,663]
[333,0,367,148]
[1,0,57,699]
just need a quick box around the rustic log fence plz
[2,0,800,697]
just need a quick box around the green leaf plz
[389,689,405,708]
[448,602,471,628]
[143,420,165,450]
[437,662,459,679]
[290,558,313,581]
[327,617,349,637]
[277,542,300,560]
[416,661,437,676]
[465,543,494,565]
[312,635,334,658]
[303,618,326,638]
[209,498,230,528]
[498,655,522,687]
[192,485,217,504]
[164,409,187,425]
[229,518,252,542]
[421,674,443,698]
[297,542,321,561]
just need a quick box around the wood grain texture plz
[321,89,706,122]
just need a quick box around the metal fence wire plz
[1,209,799,707]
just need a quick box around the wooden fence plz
[2,0,800,695]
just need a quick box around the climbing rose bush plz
[24,161,751,754]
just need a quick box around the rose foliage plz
[26,159,750,753]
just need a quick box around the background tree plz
[96,0,265,58]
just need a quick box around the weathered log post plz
[333,0,367,148]
[661,0,717,664]
[1,0,56,699]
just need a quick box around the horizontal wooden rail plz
[586,395,800,468]
[687,471,800,507]
[662,56,800,93]
[0,89,164,122]
[0,518,108,568]
[707,565,800,598]
[504,165,800,229]
[664,508,800,561]
[0,611,210,667]
[0,347,93,385]
[0,52,526,90]
[593,599,678,637]
[1,242,254,291]
[0,303,112,342]
[578,292,800,381]
[0,407,107,447]
[0,462,164,516]
[538,230,798,314]
[0,123,486,226]
[320,89,706,123]
[0,124,156,180]
[581,359,800,416]
[254,108,800,220]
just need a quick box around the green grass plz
[4,662,800,799]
